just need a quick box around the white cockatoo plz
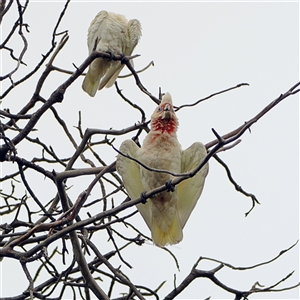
[82,11,142,97]
[116,93,209,247]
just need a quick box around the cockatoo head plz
[151,92,179,134]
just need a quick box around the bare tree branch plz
[0,2,298,297]
[164,242,299,300]
[213,153,260,216]
[175,83,249,111]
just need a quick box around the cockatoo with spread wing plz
[116,93,209,247]
[82,11,142,97]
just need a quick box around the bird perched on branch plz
[116,93,208,247]
[82,10,142,97]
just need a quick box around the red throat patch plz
[152,117,177,134]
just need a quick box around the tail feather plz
[82,69,101,97]
[98,62,124,90]
[98,59,134,90]
[82,58,110,97]
[151,212,183,247]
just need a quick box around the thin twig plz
[175,83,249,111]
[118,60,155,78]
[83,238,146,300]
[213,153,260,216]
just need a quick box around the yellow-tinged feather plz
[116,140,152,229]
[82,59,110,97]
[177,142,208,228]
[151,208,183,247]
[116,93,208,247]
[82,10,142,97]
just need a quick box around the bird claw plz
[140,191,148,204]
[105,51,116,61]
[165,180,175,192]
[120,54,126,64]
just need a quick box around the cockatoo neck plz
[151,116,178,135]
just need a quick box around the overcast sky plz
[1,1,299,299]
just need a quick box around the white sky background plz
[1,1,299,299]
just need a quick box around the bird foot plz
[140,191,148,204]
[165,180,175,192]
[105,51,116,61]
[120,54,126,64]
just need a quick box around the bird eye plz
[157,107,162,112]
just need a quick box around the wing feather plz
[82,58,111,96]
[177,142,208,228]
[83,12,142,94]
[116,140,152,229]
[98,61,123,90]
[98,19,142,90]
[87,11,110,53]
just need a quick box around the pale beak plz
[162,104,172,119]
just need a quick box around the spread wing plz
[116,139,152,229]
[177,142,209,228]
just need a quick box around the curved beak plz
[162,103,172,120]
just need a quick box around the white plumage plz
[82,11,142,97]
[116,93,209,247]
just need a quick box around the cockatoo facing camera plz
[116,93,208,247]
